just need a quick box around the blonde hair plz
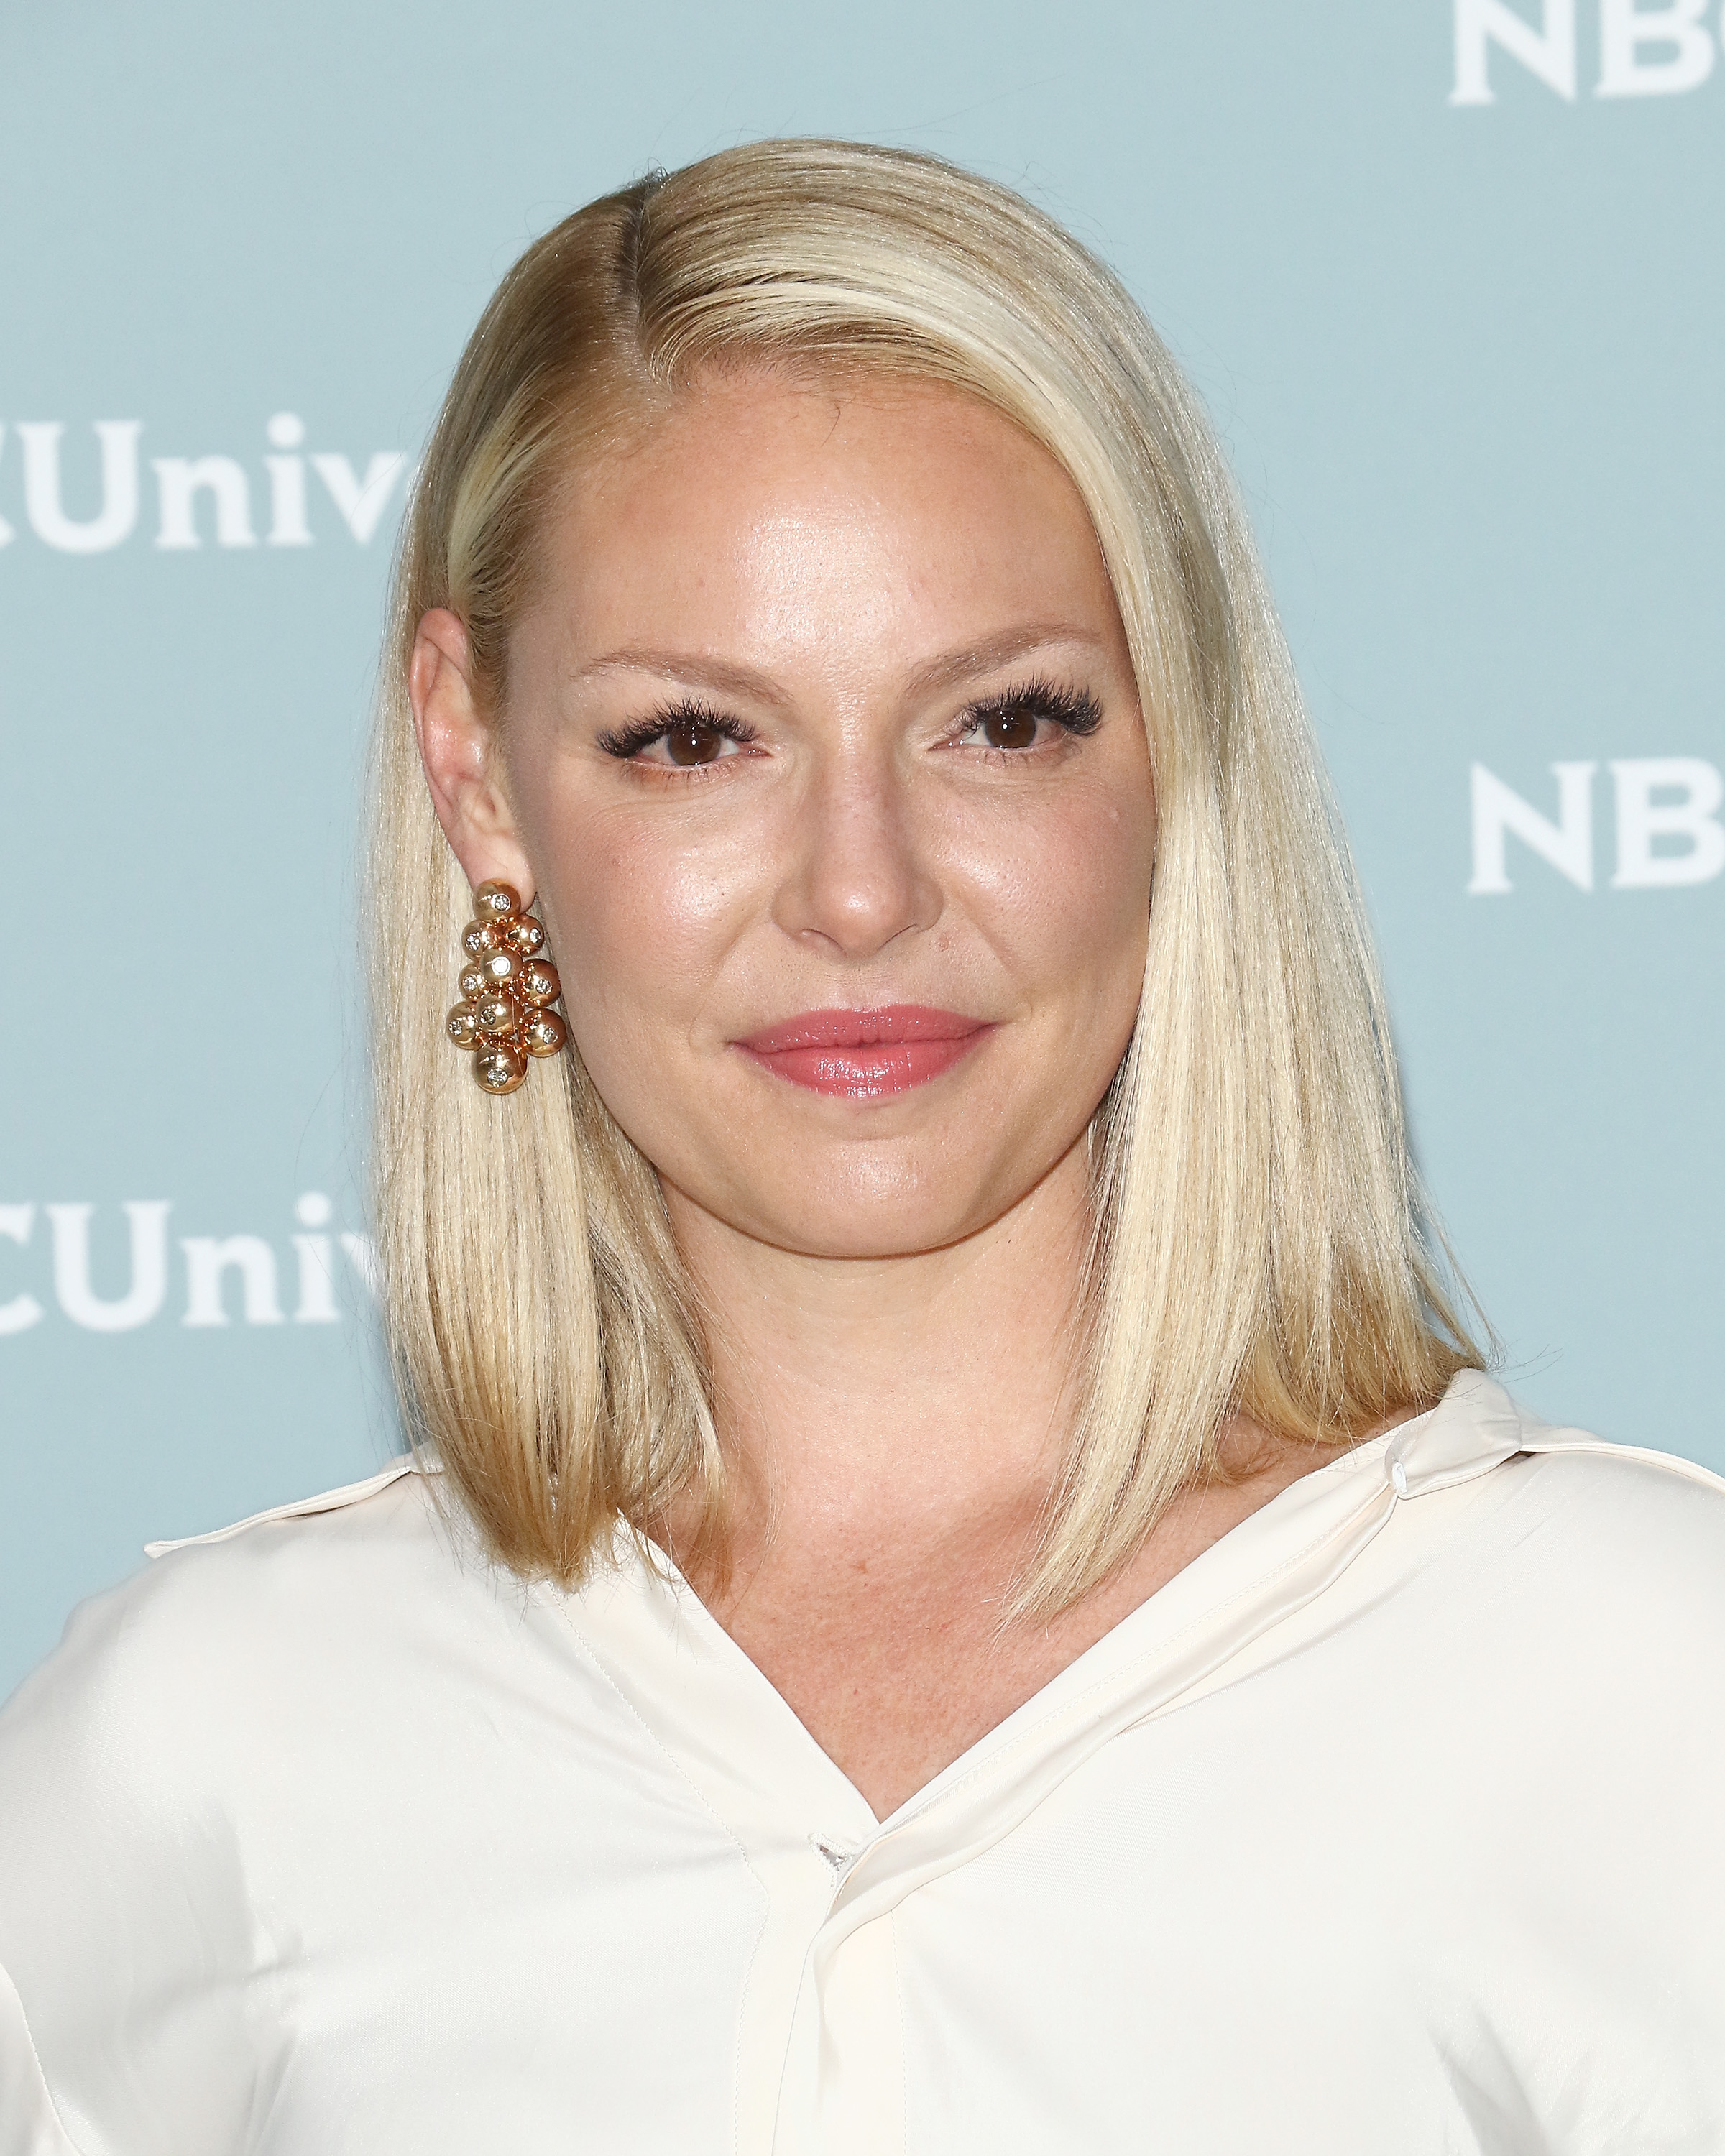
[370,138,1479,1612]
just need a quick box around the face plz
[413,371,1156,1261]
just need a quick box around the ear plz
[409,609,536,906]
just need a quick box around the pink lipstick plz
[736,1005,992,1099]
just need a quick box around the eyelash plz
[594,677,1105,765]
[959,677,1103,745]
[595,698,754,761]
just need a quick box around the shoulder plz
[1400,1376,1725,1659]
[0,1457,471,2033]
[1503,1421,1725,1606]
[116,1452,445,1638]
[0,1462,497,2142]
[0,1458,459,1799]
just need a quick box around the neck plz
[661,1143,1094,1577]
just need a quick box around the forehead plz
[528,368,1123,672]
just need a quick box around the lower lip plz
[737,1016,992,1100]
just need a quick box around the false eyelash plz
[962,677,1105,739]
[596,678,1105,760]
[596,698,757,760]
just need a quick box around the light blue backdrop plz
[4,0,1721,1700]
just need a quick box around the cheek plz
[522,791,765,1057]
[949,778,1155,1015]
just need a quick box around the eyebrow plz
[571,623,1110,704]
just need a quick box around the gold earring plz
[446,881,568,1095]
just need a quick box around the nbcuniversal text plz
[1468,758,1724,891]
[0,417,403,552]
[0,1197,375,1335]
[1454,0,1725,103]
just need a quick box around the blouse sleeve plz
[0,1963,84,2156]
[0,1552,267,2156]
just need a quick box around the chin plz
[771,1215,983,1263]
[742,1160,1019,1261]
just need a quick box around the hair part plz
[370,138,1481,1616]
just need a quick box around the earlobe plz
[408,609,535,906]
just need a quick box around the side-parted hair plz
[371,138,1480,1613]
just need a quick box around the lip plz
[735,1005,993,1099]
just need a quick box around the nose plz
[770,745,942,962]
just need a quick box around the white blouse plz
[2,1370,1724,2155]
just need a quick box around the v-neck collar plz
[558,1516,880,1848]
[539,1372,1547,2156]
[542,1370,1533,1862]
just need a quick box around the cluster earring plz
[445,880,569,1095]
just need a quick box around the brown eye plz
[666,722,724,766]
[982,706,1039,751]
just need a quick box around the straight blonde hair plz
[370,139,1479,1613]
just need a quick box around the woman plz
[2,140,1722,2155]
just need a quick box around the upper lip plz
[737,1005,990,1054]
